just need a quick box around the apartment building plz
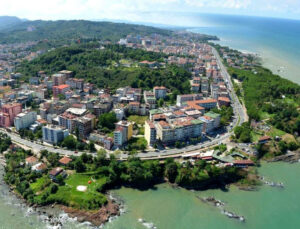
[14,110,37,131]
[42,125,69,144]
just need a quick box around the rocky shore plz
[61,200,120,227]
[266,151,300,163]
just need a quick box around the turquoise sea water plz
[105,162,300,229]
[187,14,300,84]
[1,161,300,229]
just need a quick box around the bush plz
[50,184,58,194]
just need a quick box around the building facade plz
[14,111,37,131]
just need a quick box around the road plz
[212,47,248,124]
[0,47,247,160]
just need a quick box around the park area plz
[31,173,108,210]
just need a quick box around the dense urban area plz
[0,19,299,226]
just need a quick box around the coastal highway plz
[0,47,247,160]
[212,47,248,124]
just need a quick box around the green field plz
[30,176,51,193]
[127,115,148,125]
[267,127,286,137]
[32,173,108,209]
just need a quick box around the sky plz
[0,0,300,24]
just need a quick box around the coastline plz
[189,29,300,85]
[0,162,123,228]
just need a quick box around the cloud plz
[0,0,299,21]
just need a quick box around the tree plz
[278,141,288,154]
[164,159,178,183]
[62,135,77,150]
[98,112,117,131]
[56,174,65,186]
[175,141,181,148]
[88,141,96,152]
[50,184,58,194]
[158,98,164,107]
[75,159,86,172]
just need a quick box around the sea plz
[1,14,300,229]
[186,14,300,85]
[1,162,300,229]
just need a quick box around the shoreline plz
[189,29,300,85]
[0,163,123,228]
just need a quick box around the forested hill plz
[0,20,171,44]
[0,16,23,30]
[18,43,191,95]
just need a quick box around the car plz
[74,151,78,154]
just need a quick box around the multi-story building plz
[176,94,203,107]
[42,125,69,144]
[143,91,156,109]
[114,127,127,146]
[153,86,167,99]
[52,84,70,98]
[187,99,217,110]
[128,102,140,114]
[218,97,231,107]
[0,113,10,127]
[114,121,134,146]
[191,83,200,92]
[58,108,88,133]
[144,120,157,146]
[115,120,133,140]
[52,73,66,86]
[66,78,84,90]
[113,108,125,120]
[0,103,22,127]
[14,111,37,131]
[154,117,204,144]
[204,111,221,129]
[75,116,93,138]
[155,121,174,143]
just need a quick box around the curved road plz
[0,47,247,160]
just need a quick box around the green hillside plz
[0,20,171,44]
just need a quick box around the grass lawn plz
[282,133,297,143]
[30,176,51,193]
[35,173,108,210]
[267,127,286,137]
[259,111,274,120]
[126,137,147,151]
[127,115,148,125]
[251,130,264,143]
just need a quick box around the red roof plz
[54,84,70,90]
[233,160,254,165]
[196,99,217,104]
[26,156,38,164]
[59,156,72,165]
[218,97,230,102]
[259,136,271,142]
[49,167,64,176]
[154,86,167,90]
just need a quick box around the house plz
[59,156,72,166]
[49,167,67,181]
[25,156,38,166]
[258,136,271,144]
[31,162,47,172]
[233,159,254,168]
